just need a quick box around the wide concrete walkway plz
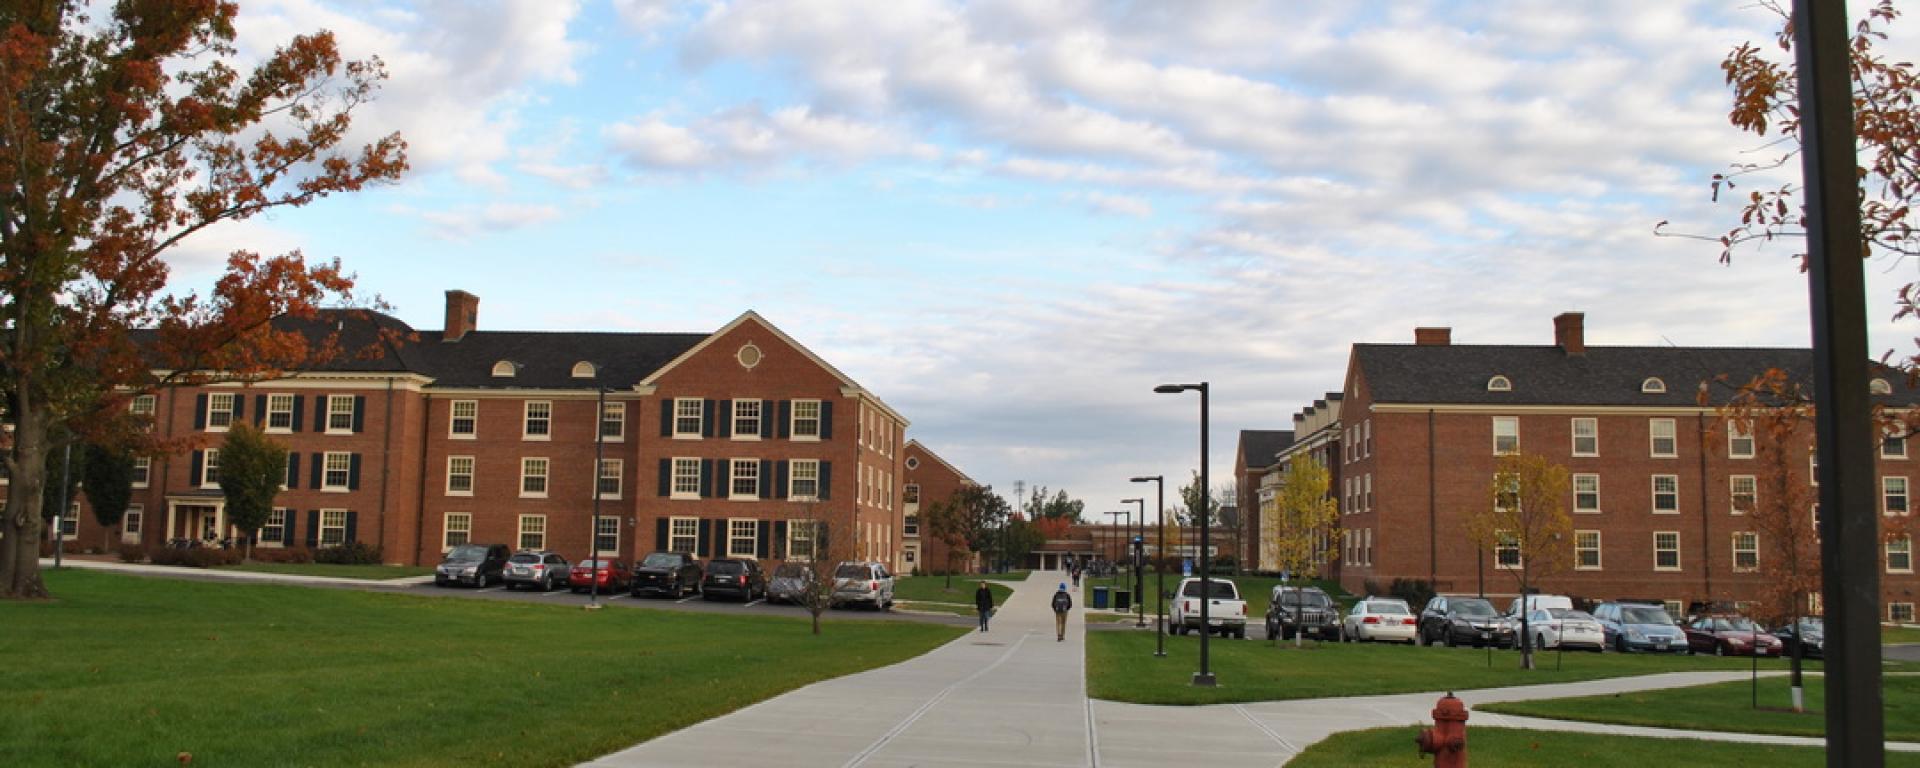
[581,572,1091,768]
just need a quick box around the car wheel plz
[1537,633,1548,651]
[1236,626,1247,640]
[1615,635,1628,653]
[1715,643,1726,657]
[1444,630,1456,648]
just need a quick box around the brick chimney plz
[1414,327,1452,346]
[1554,312,1585,356]
[444,290,479,342]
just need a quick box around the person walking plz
[1051,583,1073,642]
[974,581,994,632]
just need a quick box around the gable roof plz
[1237,430,1295,468]
[905,439,975,485]
[639,311,909,426]
[1352,344,1920,407]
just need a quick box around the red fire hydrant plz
[1414,692,1468,767]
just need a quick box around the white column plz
[165,502,177,544]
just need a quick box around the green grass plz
[2,570,964,767]
[892,575,1014,606]
[1086,572,1350,619]
[897,600,979,617]
[216,562,435,580]
[1284,726,1920,767]
[1888,625,1920,644]
[1087,631,1792,705]
[1480,674,1920,741]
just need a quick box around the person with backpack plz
[974,581,994,632]
[1051,583,1073,641]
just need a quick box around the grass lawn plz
[1480,674,1920,741]
[1283,726,1920,767]
[1,570,964,767]
[1087,630,1790,705]
[893,575,1014,606]
[1888,625,1920,644]
[215,562,436,580]
[1085,572,1350,619]
[897,600,978,618]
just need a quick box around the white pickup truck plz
[1170,577,1247,638]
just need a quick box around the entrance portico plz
[164,494,228,546]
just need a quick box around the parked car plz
[503,550,571,592]
[1525,608,1606,651]
[632,551,703,598]
[568,558,632,594]
[703,558,768,602]
[434,543,510,587]
[767,563,816,604]
[1267,586,1341,641]
[1417,595,1513,648]
[831,562,896,610]
[1503,594,1574,616]
[1171,577,1247,638]
[1772,617,1826,659]
[1592,601,1688,653]
[1344,598,1418,644]
[1684,614,1784,657]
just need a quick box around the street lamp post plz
[1104,510,1129,567]
[1122,497,1146,628]
[1156,381,1214,687]
[1131,475,1165,657]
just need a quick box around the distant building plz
[901,440,976,574]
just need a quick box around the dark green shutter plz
[291,395,304,432]
[659,400,673,437]
[309,452,323,489]
[305,510,320,548]
[352,396,367,432]
[696,519,711,556]
[759,460,774,499]
[655,518,669,549]
[348,454,362,490]
[282,512,296,546]
[819,461,832,500]
[756,521,770,558]
[717,400,732,438]
[715,460,731,496]
[193,394,207,429]
[761,401,775,438]
[775,461,789,499]
[701,399,715,437]
[820,401,834,439]
[231,395,244,423]
[314,396,328,432]
[252,395,266,426]
[773,521,787,559]
[189,451,203,486]
[285,454,300,489]
[343,511,358,544]
[699,460,713,498]
[778,400,791,438]
[657,459,671,497]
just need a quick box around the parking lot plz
[403,579,974,625]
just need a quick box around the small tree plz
[216,423,288,562]
[919,491,971,589]
[791,510,862,636]
[1272,455,1340,647]
[81,445,136,551]
[1175,470,1221,527]
[1468,452,1574,670]
[947,484,1011,572]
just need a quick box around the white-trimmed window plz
[731,459,759,499]
[1494,531,1521,570]
[733,400,761,439]
[1571,418,1598,457]
[904,483,920,505]
[131,457,151,488]
[1732,531,1759,572]
[492,360,517,378]
[444,513,472,550]
[1487,375,1512,392]
[790,459,820,500]
[326,395,355,434]
[131,394,157,417]
[669,516,698,553]
[1654,531,1681,571]
[322,452,351,491]
[122,504,143,543]
[1649,418,1677,457]
[671,458,701,499]
[446,456,475,496]
[904,515,919,536]
[1652,474,1679,514]
[1730,475,1757,515]
[1575,530,1602,570]
[1642,377,1667,393]
[792,399,822,440]
[450,400,477,438]
[201,449,222,488]
[1887,476,1910,515]
[319,509,348,547]
[1728,422,1755,459]
[518,514,546,550]
[1572,474,1601,513]
[1887,429,1910,459]
[674,398,704,438]
[594,516,619,555]
[54,502,78,537]
[1890,536,1914,573]
[523,401,551,440]
[597,459,622,500]
[788,520,819,561]
[728,519,757,557]
[261,509,288,546]
[521,458,549,498]
[1492,416,1518,455]
[1893,603,1917,623]
[571,361,596,379]
[207,392,236,431]
[600,402,625,442]
[266,394,295,432]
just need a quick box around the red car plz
[569,558,632,594]
[1683,614,1783,657]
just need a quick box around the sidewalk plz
[37,557,434,588]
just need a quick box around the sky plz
[166,0,1920,521]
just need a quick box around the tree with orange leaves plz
[0,1,407,599]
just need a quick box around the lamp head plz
[1129,475,1161,483]
[1153,384,1192,394]
[1121,497,1143,504]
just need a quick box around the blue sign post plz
[1182,558,1192,577]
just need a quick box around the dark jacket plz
[1051,591,1073,613]
[974,585,994,612]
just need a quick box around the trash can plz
[1114,589,1132,612]
[1092,586,1110,610]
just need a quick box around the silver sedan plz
[1526,608,1606,651]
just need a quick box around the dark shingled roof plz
[1238,430,1295,468]
[1353,344,1920,406]
[414,330,708,389]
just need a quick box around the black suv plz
[1267,586,1340,641]
[632,551,703,598]
[1418,595,1514,648]
[434,543,511,587]
[703,558,767,602]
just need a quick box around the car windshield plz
[835,565,871,579]
[444,545,487,562]
[575,559,611,569]
[509,553,540,564]
[1713,617,1757,632]
[1622,606,1674,625]
[1282,590,1332,608]
[642,553,682,568]
[709,561,743,575]
[1552,609,1592,621]
[1367,602,1409,615]
[1798,618,1825,633]
[1183,581,1237,598]
[774,564,810,579]
[1452,599,1496,617]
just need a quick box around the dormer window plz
[571,361,596,379]
[1486,375,1512,392]
[1641,377,1667,394]
[491,360,517,378]
[1872,378,1893,395]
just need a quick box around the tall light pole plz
[1156,381,1214,687]
[1122,497,1146,627]
[1132,475,1165,657]
[1104,509,1129,566]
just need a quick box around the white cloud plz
[605,105,921,173]
[405,203,566,240]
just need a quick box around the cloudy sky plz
[172,0,1917,519]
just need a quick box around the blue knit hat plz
[1059,583,1067,590]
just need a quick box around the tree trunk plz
[1,413,52,599]
[1789,603,1805,712]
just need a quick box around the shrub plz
[252,546,315,564]
[1388,578,1437,610]
[117,543,148,563]
[150,547,242,568]
[314,541,382,565]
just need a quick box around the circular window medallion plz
[906,457,920,470]
[736,343,763,370]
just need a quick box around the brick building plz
[51,291,927,573]
[901,440,976,574]
[1253,394,1342,574]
